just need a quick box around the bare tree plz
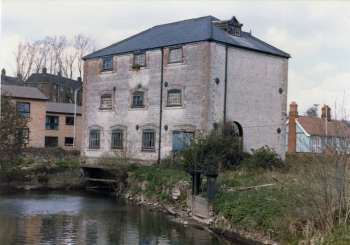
[14,34,95,80]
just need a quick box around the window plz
[142,129,155,151]
[66,116,74,125]
[167,89,182,106]
[100,94,113,110]
[89,129,100,149]
[169,47,183,63]
[102,56,113,71]
[16,102,30,118]
[133,52,146,67]
[172,131,194,152]
[16,128,29,146]
[111,129,123,149]
[132,91,144,108]
[46,115,59,130]
[45,136,58,148]
[65,137,74,146]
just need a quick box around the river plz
[0,192,234,245]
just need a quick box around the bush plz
[241,146,285,170]
[181,127,244,175]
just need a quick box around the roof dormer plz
[213,16,243,37]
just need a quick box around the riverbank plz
[123,159,350,245]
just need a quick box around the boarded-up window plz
[167,89,182,106]
[142,129,155,151]
[45,136,58,148]
[89,129,100,149]
[169,47,183,63]
[111,129,123,149]
[133,52,146,67]
[100,94,112,109]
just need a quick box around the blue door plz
[172,131,194,152]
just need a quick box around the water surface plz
[0,192,231,245]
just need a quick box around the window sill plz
[142,148,156,152]
[46,128,59,131]
[87,148,101,151]
[165,105,184,110]
[100,69,113,73]
[99,108,113,111]
[129,106,147,110]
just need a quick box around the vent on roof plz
[213,16,243,37]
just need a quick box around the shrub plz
[242,146,285,170]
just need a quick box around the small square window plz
[142,129,155,151]
[65,137,74,146]
[132,92,144,108]
[66,116,74,125]
[111,129,123,149]
[169,47,183,63]
[46,115,59,130]
[45,136,58,148]
[133,52,146,67]
[100,94,113,110]
[102,56,113,71]
[167,89,182,107]
[16,102,30,118]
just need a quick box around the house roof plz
[26,73,81,89]
[84,15,290,60]
[1,85,48,100]
[297,116,350,138]
[47,102,82,115]
[1,75,24,86]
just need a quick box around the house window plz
[46,115,59,130]
[172,131,194,152]
[111,129,123,149]
[16,128,29,146]
[167,89,182,106]
[132,91,144,108]
[142,129,155,151]
[100,94,112,110]
[133,52,146,67]
[89,129,100,149]
[16,102,30,118]
[65,137,74,146]
[66,116,74,125]
[102,56,113,71]
[45,136,58,148]
[169,47,183,63]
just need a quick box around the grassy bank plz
[124,156,350,244]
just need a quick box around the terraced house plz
[82,16,290,163]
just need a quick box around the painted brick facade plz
[82,41,288,162]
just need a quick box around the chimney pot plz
[57,71,62,77]
[42,67,47,74]
[1,68,6,77]
[77,77,82,82]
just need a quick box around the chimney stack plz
[57,71,62,77]
[77,77,82,82]
[288,102,298,154]
[1,68,6,77]
[321,105,331,121]
[42,67,47,74]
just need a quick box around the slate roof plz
[26,73,81,89]
[84,15,290,60]
[1,75,24,86]
[1,85,48,100]
[47,102,82,115]
[297,116,350,138]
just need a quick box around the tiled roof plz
[47,102,82,115]
[26,73,81,89]
[297,116,350,137]
[84,16,290,60]
[1,85,48,100]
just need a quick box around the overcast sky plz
[1,0,350,116]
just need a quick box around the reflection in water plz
[0,192,226,245]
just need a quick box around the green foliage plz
[323,226,350,245]
[54,158,80,170]
[241,146,285,170]
[181,128,243,175]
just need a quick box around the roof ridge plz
[152,15,217,29]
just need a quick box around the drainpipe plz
[73,88,81,148]
[223,46,228,123]
[157,47,164,164]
